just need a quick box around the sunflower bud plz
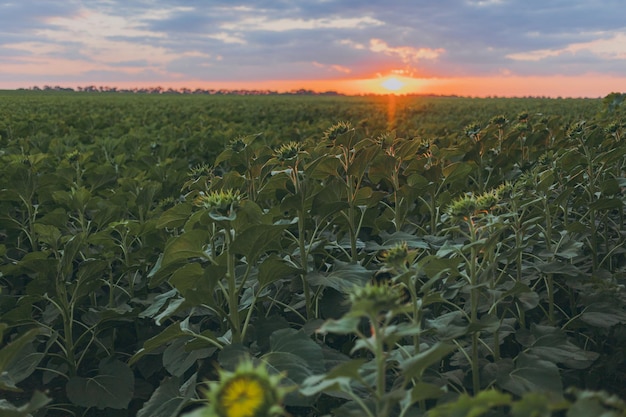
[475,191,499,212]
[205,360,288,417]
[446,194,478,221]
[194,189,242,221]
[379,242,410,270]
[323,121,352,141]
[349,282,407,317]
[274,141,301,162]
[227,137,247,153]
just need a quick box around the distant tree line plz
[22,85,344,96]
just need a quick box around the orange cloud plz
[369,39,444,64]
[312,61,351,74]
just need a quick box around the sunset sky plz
[1,0,626,96]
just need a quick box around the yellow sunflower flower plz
[217,375,266,417]
[204,360,288,417]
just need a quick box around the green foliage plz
[0,91,624,416]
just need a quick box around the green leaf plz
[497,353,563,397]
[138,289,178,319]
[129,322,185,365]
[369,154,397,184]
[426,311,469,340]
[442,162,474,186]
[268,328,325,374]
[137,374,198,417]
[428,390,512,417]
[511,392,553,417]
[163,337,216,377]
[407,382,446,404]
[161,230,208,267]
[307,261,371,294]
[0,343,44,391]
[157,202,193,229]
[230,224,285,263]
[0,391,51,417]
[580,303,626,328]
[566,390,626,417]
[534,260,582,277]
[399,343,455,380]
[407,173,430,190]
[326,358,368,380]
[32,223,61,248]
[589,197,623,211]
[523,325,599,369]
[257,255,298,289]
[567,398,612,417]
[66,358,135,410]
[59,232,86,277]
[317,316,360,335]
[169,262,220,306]
[347,145,379,179]
[0,328,42,391]
[263,352,317,406]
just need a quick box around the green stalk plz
[297,207,313,319]
[371,318,389,417]
[224,224,241,344]
[467,218,481,394]
[542,197,555,324]
[293,163,313,319]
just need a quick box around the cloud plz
[3,42,67,56]
[507,31,626,61]
[220,15,384,32]
[1,0,625,93]
[369,39,445,64]
[207,32,247,45]
[312,61,352,74]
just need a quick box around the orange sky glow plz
[3,72,624,98]
[61,74,625,98]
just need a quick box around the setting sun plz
[381,77,404,91]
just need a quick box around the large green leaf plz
[169,262,220,306]
[230,224,286,262]
[161,229,209,267]
[428,390,512,417]
[520,325,599,369]
[268,328,324,374]
[442,161,474,186]
[580,303,626,328]
[66,358,135,410]
[257,255,299,289]
[157,202,193,229]
[0,391,51,417]
[0,343,44,391]
[137,374,198,417]
[399,342,455,380]
[496,353,563,396]
[163,337,216,377]
[0,328,42,391]
[307,261,371,293]
[346,145,379,179]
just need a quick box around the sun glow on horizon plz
[381,77,404,91]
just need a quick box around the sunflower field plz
[1,91,625,417]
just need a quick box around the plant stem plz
[371,318,389,417]
[468,218,481,394]
[297,207,313,319]
[224,224,241,344]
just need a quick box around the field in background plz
[1,91,624,417]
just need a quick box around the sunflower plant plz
[182,360,289,417]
